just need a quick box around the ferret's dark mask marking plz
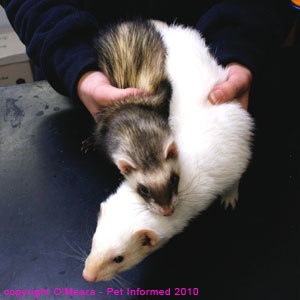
[137,184,151,201]
[136,172,180,206]
[170,172,179,194]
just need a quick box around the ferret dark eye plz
[170,173,179,188]
[113,256,124,263]
[137,185,150,198]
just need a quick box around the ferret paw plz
[220,184,239,210]
[81,137,94,154]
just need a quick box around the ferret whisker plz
[68,240,89,257]
[180,181,200,196]
[58,251,86,263]
[179,184,192,195]
[62,236,88,262]
[178,191,203,199]
[136,207,150,214]
[131,204,151,214]
[179,174,199,192]
[115,274,137,289]
[131,204,146,210]
[179,191,203,197]
[67,254,86,263]
[133,208,148,214]
[113,276,139,300]
[112,276,125,290]
[178,181,197,196]
[178,190,198,198]
[109,278,118,290]
[110,277,119,289]
[85,223,93,240]
[77,244,89,257]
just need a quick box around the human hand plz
[208,63,252,110]
[77,71,145,120]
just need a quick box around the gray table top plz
[0,75,299,300]
[0,81,138,299]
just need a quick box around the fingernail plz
[134,89,147,96]
[210,90,223,104]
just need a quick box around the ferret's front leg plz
[220,181,239,210]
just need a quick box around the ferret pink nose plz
[82,270,97,282]
[163,206,174,216]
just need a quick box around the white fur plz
[83,23,254,281]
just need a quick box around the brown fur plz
[95,21,167,92]
[93,20,179,215]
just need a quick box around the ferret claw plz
[220,183,239,210]
[81,137,94,154]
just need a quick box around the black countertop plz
[0,47,299,300]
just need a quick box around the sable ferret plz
[92,20,179,216]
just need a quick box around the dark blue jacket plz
[0,0,295,98]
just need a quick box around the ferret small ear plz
[164,138,178,160]
[134,230,158,248]
[116,158,137,176]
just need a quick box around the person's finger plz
[93,86,146,103]
[114,87,147,100]
[209,73,249,105]
[239,90,249,111]
[209,64,252,104]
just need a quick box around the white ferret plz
[82,22,254,282]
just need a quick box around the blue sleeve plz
[196,0,296,75]
[0,0,99,98]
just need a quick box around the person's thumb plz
[209,78,242,105]
[109,87,147,101]
[208,64,251,105]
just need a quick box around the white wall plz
[0,6,12,29]
[0,6,34,87]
